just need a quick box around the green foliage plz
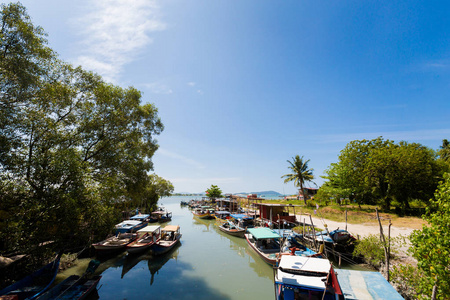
[353,234,404,269]
[206,185,222,200]
[391,264,427,300]
[281,155,315,205]
[353,234,386,268]
[409,173,450,299]
[323,137,443,211]
[0,3,171,255]
[314,181,351,206]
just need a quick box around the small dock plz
[336,269,404,299]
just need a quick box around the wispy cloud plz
[316,128,450,144]
[74,0,166,83]
[418,59,450,73]
[145,82,173,94]
[158,148,206,169]
[187,81,204,94]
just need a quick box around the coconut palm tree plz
[281,155,315,205]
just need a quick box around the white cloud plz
[197,89,204,95]
[73,0,166,83]
[145,82,173,94]
[158,148,206,170]
[423,60,450,70]
[188,82,196,86]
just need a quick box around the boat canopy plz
[137,225,160,233]
[162,225,180,232]
[276,256,331,290]
[247,228,280,240]
[230,214,252,220]
[215,211,230,215]
[130,214,150,220]
[115,220,142,227]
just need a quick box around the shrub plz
[353,234,404,269]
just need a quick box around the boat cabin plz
[255,203,301,225]
[247,228,281,251]
[215,198,240,213]
[230,213,255,228]
[161,225,180,241]
[275,255,343,300]
[137,225,161,241]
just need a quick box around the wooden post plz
[376,208,389,281]
[309,215,317,251]
[387,220,392,282]
[303,218,305,236]
[345,209,348,231]
[432,283,438,300]
[293,206,296,225]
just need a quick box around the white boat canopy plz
[137,225,161,233]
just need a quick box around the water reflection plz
[147,243,181,285]
[91,197,275,299]
[191,216,213,231]
[244,247,275,281]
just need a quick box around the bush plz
[391,264,424,300]
[353,234,404,269]
[353,234,386,268]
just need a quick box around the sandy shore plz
[295,214,416,264]
[295,214,415,238]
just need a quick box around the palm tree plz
[439,139,450,162]
[281,155,315,205]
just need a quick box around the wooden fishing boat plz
[129,213,151,223]
[218,220,246,238]
[150,210,172,223]
[230,213,255,229]
[244,228,282,265]
[0,252,62,300]
[275,230,323,258]
[36,275,101,300]
[114,219,147,234]
[92,232,138,255]
[214,211,231,225]
[151,225,182,255]
[192,206,214,219]
[126,225,161,255]
[274,255,344,300]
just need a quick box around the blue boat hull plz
[0,253,62,300]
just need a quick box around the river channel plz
[59,196,276,299]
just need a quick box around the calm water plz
[60,196,276,300]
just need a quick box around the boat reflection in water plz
[121,243,181,285]
[192,216,213,231]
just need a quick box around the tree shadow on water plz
[96,243,231,300]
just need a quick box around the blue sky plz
[18,0,450,194]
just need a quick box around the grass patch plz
[238,198,427,229]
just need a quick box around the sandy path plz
[294,214,415,238]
